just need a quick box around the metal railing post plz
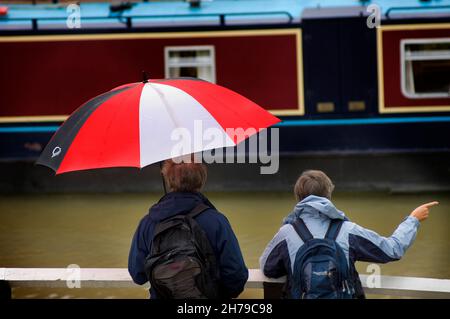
[31,19,37,32]
[0,281,11,300]
[263,282,284,299]
[219,14,225,26]
[126,17,132,29]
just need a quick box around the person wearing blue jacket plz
[260,170,438,298]
[128,158,249,299]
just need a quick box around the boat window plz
[401,38,450,99]
[165,46,216,83]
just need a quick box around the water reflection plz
[0,191,448,298]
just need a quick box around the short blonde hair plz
[161,158,207,192]
[294,170,335,201]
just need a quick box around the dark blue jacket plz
[128,191,249,298]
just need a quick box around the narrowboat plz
[0,0,449,161]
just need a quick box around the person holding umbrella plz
[36,76,280,299]
[128,157,249,299]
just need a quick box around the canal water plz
[0,191,448,299]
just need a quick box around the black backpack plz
[144,203,220,299]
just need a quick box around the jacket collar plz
[283,195,346,224]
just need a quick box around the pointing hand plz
[410,201,439,222]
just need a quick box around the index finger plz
[423,201,439,208]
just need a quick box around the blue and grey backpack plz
[290,218,355,299]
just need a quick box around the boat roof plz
[1,0,450,31]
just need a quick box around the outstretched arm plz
[348,202,438,263]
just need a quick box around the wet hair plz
[294,170,335,201]
[161,158,207,192]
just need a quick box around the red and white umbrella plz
[37,78,281,174]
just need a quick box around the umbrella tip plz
[142,71,149,83]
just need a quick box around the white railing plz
[1,268,449,299]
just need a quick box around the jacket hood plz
[283,195,346,224]
[148,191,215,222]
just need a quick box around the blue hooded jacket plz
[128,191,249,298]
[260,195,420,297]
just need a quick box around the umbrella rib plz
[146,83,181,128]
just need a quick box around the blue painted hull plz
[1,1,450,162]
[1,117,449,161]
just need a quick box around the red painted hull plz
[380,25,450,112]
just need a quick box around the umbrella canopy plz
[37,78,281,174]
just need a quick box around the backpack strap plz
[154,203,209,236]
[153,218,183,237]
[152,203,211,252]
[325,219,344,240]
[292,218,314,242]
[187,203,210,219]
